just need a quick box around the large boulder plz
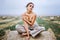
[7,30,56,40]
[47,28,56,40]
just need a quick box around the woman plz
[16,2,45,40]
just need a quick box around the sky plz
[0,0,60,16]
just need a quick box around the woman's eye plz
[30,5,33,8]
[30,5,32,7]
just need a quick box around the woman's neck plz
[27,10,32,14]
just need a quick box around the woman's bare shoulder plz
[32,12,37,16]
[22,12,26,16]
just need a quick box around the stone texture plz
[7,30,56,40]
[47,28,56,40]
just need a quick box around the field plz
[0,16,60,40]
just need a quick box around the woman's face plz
[27,4,34,11]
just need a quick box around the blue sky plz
[0,0,60,16]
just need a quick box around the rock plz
[7,31,56,40]
[47,28,56,40]
[40,31,55,40]
[7,31,23,40]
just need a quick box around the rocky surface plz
[7,30,56,40]
[47,28,56,40]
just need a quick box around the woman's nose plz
[30,8,32,9]
[30,7,32,9]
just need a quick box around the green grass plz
[3,25,16,31]
[36,17,60,40]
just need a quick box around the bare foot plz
[22,33,27,36]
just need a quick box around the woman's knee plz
[15,24,26,33]
[38,27,45,31]
[15,24,22,29]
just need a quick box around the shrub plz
[9,25,16,31]
[0,29,5,37]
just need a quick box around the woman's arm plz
[30,14,36,26]
[22,14,36,26]
[22,14,31,25]
[23,21,29,39]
